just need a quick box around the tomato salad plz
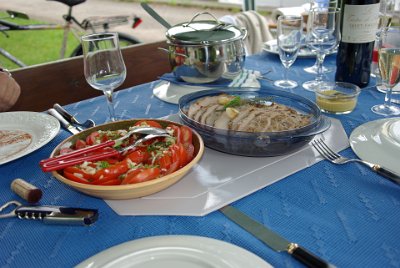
[60,120,195,186]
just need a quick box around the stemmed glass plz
[303,0,336,74]
[371,27,400,116]
[274,15,303,89]
[372,0,396,91]
[82,32,127,122]
[302,7,340,91]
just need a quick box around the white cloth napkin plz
[228,69,261,88]
[159,69,261,88]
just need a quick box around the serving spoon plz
[141,3,171,29]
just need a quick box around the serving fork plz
[311,138,400,185]
[40,128,170,172]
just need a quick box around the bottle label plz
[342,4,380,43]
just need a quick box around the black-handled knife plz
[47,108,80,135]
[53,103,83,131]
[220,206,336,268]
[371,164,400,185]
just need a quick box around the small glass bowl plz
[315,82,361,114]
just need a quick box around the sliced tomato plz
[59,147,74,155]
[86,131,100,146]
[134,120,162,128]
[177,143,189,167]
[75,139,87,150]
[63,167,93,184]
[64,167,93,180]
[100,157,119,165]
[164,147,180,174]
[167,124,181,143]
[180,125,193,145]
[93,162,128,182]
[184,143,195,163]
[96,178,120,185]
[124,148,150,164]
[169,143,188,168]
[64,172,91,184]
[122,167,161,184]
[154,151,173,173]
[121,168,143,185]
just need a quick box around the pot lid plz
[166,13,245,45]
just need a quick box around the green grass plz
[0,13,80,70]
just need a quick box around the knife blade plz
[220,206,336,268]
[47,108,80,135]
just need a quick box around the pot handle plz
[158,47,187,58]
[184,11,224,29]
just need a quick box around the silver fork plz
[311,138,400,185]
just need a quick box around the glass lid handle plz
[184,12,224,29]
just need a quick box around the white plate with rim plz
[263,40,336,58]
[349,117,400,175]
[76,235,272,268]
[0,111,60,165]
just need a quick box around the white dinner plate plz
[76,235,272,268]
[0,111,60,165]
[153,80,209,104]
[349,118,400,175]
[263,40,336,58]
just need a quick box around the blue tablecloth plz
[1,52,399,268]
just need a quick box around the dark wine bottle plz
[335,0,381,88]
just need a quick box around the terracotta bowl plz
[50,119,204,199]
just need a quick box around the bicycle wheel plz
[70,32,141,57]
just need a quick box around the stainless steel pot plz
[163,12,247,84]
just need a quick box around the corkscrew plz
[0,200,98,226]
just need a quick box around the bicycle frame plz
[0,6,141,68]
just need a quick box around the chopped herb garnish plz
[98,161,110,169]
[223,96,241,109]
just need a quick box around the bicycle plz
[0,0,142,68]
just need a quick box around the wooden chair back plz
[10,40,170,112]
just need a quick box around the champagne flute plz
[371,27,400,116]
[302,7,340,92]
[82,32,127,122]
[274,15,303,89]
[372,0,395,90]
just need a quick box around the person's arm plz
[0,68,21,112]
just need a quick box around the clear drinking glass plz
[303,0,336,74]
[302,7,340,92]
[82,32,127,122]
[372,0,396,91]
[371,27,400,116]
[274,15,303,89]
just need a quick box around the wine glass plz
[81,32,127,122]
[371,27,400,116]
[302,7,340,92]
[303,0,336,74]
[274,15,303,89]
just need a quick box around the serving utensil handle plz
[40,140,116,165]
[290,244,336,268]
[40,148,119,172]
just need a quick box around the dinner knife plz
[47,108,80,135]
[220,205,336,268]
[53,103,84,131]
